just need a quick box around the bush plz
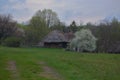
[2,37,22,47]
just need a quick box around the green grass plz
[0,47,120,80]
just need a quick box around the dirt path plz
[39,61,64,80]
[7,61,20,80]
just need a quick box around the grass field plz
[0,47,120,80]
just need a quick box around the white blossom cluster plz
[70,29,97,52]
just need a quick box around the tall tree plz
[25,16,49,45]
[0,14,20,41]
[35,9,60,27]
[69,21,78,33]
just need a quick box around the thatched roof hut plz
[41,30,69,48]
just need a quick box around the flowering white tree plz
[70,29,97,52]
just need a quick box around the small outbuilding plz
[41,30,69,48]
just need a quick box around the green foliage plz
[2,37,22,47]
[25,16,49,45]
[70,29,97,52]
[50,22,66,32]
[17,23,28,30]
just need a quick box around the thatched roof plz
[43,30,68,43]
[64,32,75,42]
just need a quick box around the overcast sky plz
[0,0,120,24]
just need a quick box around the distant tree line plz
[84,18,120,53]
[0,9,120,53]
[67,18,120,53]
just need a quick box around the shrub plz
[2,37,22,47]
